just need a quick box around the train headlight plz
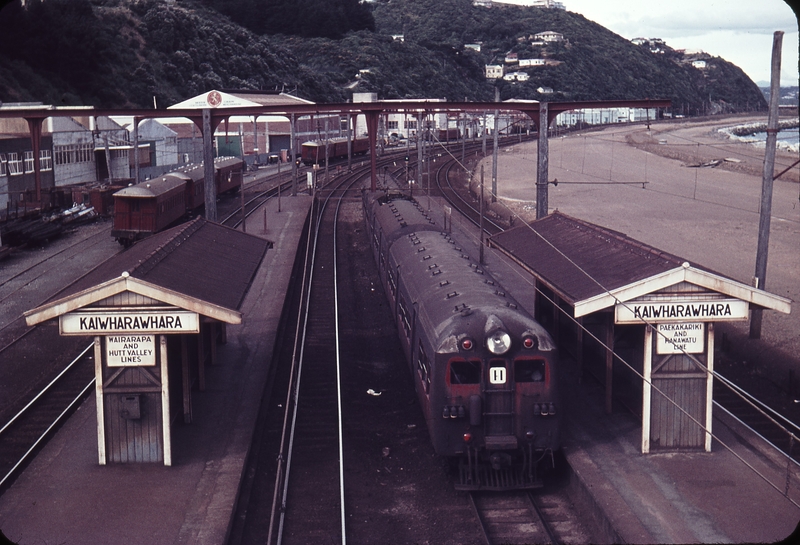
[487,330,511,355]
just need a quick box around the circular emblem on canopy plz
[206,91,222,108]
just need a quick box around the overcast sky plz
[500,0,799,87]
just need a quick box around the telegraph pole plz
[750,31,784,339]
[536,102,549,219]
[492,86,499,203]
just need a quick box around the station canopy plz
[488,211,791,319]
[25,218,271,328]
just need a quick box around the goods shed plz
[488,212,790,453]
[24,217,271,465]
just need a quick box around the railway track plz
[470,486,593,545]
[713,376,800,462]
[0,342,95,494]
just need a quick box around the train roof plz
[370,194,442,246]
[113,174,188,198]
[389,229,553,352]
[302,136,367,147]
[214,156,243,168]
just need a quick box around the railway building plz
[489,212,791,452]
[23,217,271,465]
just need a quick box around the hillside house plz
[692,60,707,69]
[505,52,519,64]
[485,64,504,79]
[534,31,564,43]
[519,58,546,67]
[503,71,530,82]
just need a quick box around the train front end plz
[432,309,560,490]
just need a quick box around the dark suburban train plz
[363,190,561,490]
[111,156,243,245]
[301,136,370,166]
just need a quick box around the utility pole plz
[492,86,499,203]
[750,31,784,339]
[536,102,549,219]
[202,108,217,222]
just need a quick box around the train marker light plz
[526,430,535,440]
[549,402,556,415]
[463,432,473,443]
[461,338,473,350]
[533,403,541,415]
[523,337,535,349]
[450,406,458,418]
[443,406,450,418]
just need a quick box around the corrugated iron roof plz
[54,217,271,313]
[488,211,685,305]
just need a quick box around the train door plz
[128,198,145,230]
[484,358,515,445]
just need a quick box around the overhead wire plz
[430,126,800,509]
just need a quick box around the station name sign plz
[60,310,200,335]
[615,298,748,324]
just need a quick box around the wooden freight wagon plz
[111,175,187,245]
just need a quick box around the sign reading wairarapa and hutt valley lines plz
[60,309,200,335]
[615,298,749,324]
[106,335,156,366]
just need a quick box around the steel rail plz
[527,492,560,544]
[273,165,368,545]
[0,342,95,490]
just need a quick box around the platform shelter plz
[24,218,271,465]
[488,212,791,453]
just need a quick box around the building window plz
[7,152,23,175]
[387,120,399,131]
[407,120,418,130]
[24,151,35,173]
[39,150,52,171]
[0,153,6,176]
[54,143,94,165]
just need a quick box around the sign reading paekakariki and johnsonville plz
[60,309,200,335]
[615,298,749,324]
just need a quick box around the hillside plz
[0,0,768,114]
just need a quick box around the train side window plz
[515,358,546,383]
[387,269,397,296]
[398,297,411,338]
[449,359,481,384]
[417,342,430,393]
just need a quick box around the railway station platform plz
[438,195,800,543]
[0,194,312,545]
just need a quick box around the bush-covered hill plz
[0,0,767,114]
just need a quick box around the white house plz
[533,31,564,43]
[485,64,504,79]
[503,71,530,82]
